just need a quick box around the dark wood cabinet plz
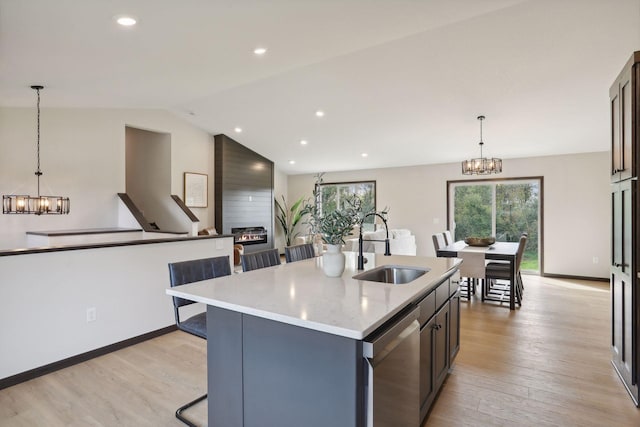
[610,52,640,182]
[432,303,450,389]
[449,291,460,363]
[611,179,639,405]
[419,315,436,412]
[418,275,460,421]
[610,51,640,406]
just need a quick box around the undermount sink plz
[352,265,430,285]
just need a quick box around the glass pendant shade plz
[461,154,503,175]
[461,115,502,175]
[3,85,70,215]
[3,195,70,215]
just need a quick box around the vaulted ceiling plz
[1,0,639,174]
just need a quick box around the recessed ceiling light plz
[315,110,325,117]
[289,160,296,165]
[234,127,242,133]
[115,15,137,26]
[300,140,308,145]
[254,47,267,55]
[361,153,368,158]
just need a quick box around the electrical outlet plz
[592,256,599,264]
[86,307,96,323]
[433,218,440,224]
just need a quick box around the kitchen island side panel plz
[207,305,364,427]
[243,313,364,427]
[207,307,244,427]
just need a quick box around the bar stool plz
[241,248,281,272]
[168,255,232,426]
[284,243,315,263]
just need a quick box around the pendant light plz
[461,115,502,175]
[2,85,70,215]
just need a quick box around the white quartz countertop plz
[166,252,460,340]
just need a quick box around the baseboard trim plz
[541,272,608,282]
[0,325,177,391]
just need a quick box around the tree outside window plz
[449,178,541,272]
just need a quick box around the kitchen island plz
[166,252,461,427]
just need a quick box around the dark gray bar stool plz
[284,243,315,263]
[168,255,232,427]
[241,248,281,272]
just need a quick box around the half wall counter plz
[0,233,233,389]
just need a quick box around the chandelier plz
[3,86,70,215]
[461,115,502,175]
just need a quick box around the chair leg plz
[516,275,524,305]
[518,272,524,295]
[176,393,207,427]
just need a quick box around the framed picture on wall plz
[184,172,208,208]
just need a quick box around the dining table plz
[436,240,519,310]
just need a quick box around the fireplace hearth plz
[232,226,268,246]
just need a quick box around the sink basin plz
[352,265,429,285]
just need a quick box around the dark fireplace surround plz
[214,134,274,254]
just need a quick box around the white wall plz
[0,107,214,249]
[287,152,610,279]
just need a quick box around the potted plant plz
[304,173,369,277]
[274,195,309,247]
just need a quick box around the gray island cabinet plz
[167,252,461,427]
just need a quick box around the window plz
[447,177,542,272]
[317,181,376,231]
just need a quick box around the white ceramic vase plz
[322,244,345,277]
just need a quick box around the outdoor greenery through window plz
[318,181,376,231]
[448,178,541,272]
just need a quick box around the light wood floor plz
[1,275,639,426]
[426,275,640,427]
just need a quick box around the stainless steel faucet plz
[357,212,391,270]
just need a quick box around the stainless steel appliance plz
[363,307,420,427]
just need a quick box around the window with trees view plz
[448,178,542,272]
[317,181,376,231]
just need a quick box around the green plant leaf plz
[274,194,310,246]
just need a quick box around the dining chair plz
[241,248,281,272]
[433,232,476,299]
[485,232,528,294]
[432,233,447,252]
[483,234,527,306]
[168,255,232,426]
[443,230,453,245]
[284,243,315,263]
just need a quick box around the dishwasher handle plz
[363,307,419,359]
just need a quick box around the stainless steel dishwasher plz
[363,306,420,427]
